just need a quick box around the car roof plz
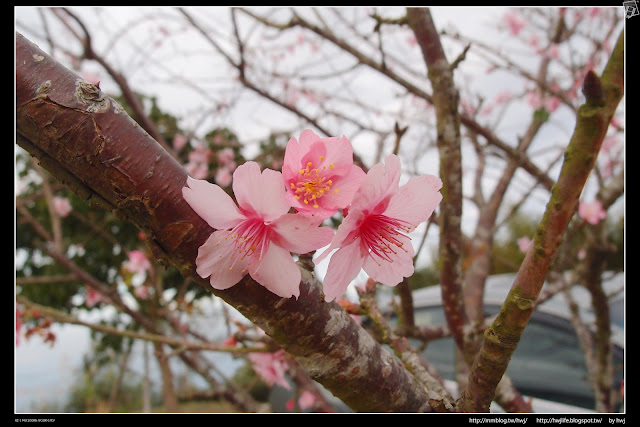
[410,271,625,346]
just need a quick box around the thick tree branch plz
[406,5,468,360]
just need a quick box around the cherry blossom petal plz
[321,135,357,169]
[183,177,245,230]
[321,165,366,211]
[249,244,302,298]
[362,234,415,287]
[283,130,315,169]
[196,232,249,290]
[350,154,401,213]
[270,213,335,255]
[314,210,364,264]
[232,162,290,221]
[384,174,443,225]
[322,241,366,302]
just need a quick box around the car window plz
[413,305,624,410]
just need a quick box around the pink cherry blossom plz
[222,335,238,347]
[544,96,560,113]
[282,129,366,219]
[185,144,212,179]
[286,398,295,412]
[578,199,607,225]
[134,286,149,300]
[578,248,587,260]
[248,349,290,390]
[123,250,152,274]
[315,154,442,302]
[495,90,513,105]
[85,288,103,308]
[601,135,620,155]
[52,196,72,218]
[173,133,188,151]
[517,236,532,253]
[298,390,317,410]
[215,166,233,187]
[182,162,334,298]
[185,162,209,180]
[503,10,526,36]
[217,147,235,165]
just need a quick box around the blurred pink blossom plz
[544,96,560,113]
[222,335,238,347]
[601,135,620,155]
[85,288,103,308]
[52,197,72,218]
[123,250,152,274]
[495,90,513,105]
[248,349,290,390]
[215,167,233,187]
[526,91,542,109]
[217,147,235,165]
[503,11,526,36]
[185,162,209,180]
[185,145,212,179]
[578,248,587,260]
[134,286,149,300]
[546,44,560,60]
[173,134,188,151]
[517,236,532,253]
[578,200,607,225]
[286,398,295,412]
[298,391,317,410]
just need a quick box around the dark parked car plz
[408,272,624,412]
[270,272,624,412]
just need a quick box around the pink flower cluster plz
[248,349,291,389]
[123,250,152,275]
[185,144,212,180]
[52,196,72,218]
[215,147,236,187]
[578,199,607,225]
[183,129,442,302]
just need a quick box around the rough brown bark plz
[16,32,441,413]
[406,7,468,358]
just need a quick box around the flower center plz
[290,159,338,209]
[214,218,270,272]
[359,214,414,265]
